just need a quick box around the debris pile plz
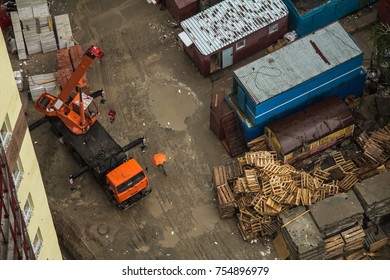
[212,124,390,243]
[212,144,347,241]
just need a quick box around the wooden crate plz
[212,166,228,187]
[324,234,345,259]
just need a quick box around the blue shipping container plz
[283,0,377,36]
[228,22,367,142]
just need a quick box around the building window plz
[269,23,279,34]
[0,116,12,151]
[23,193,34,226]
[13,157,24,191]
[236,39,246,50]
[32,228,43,258]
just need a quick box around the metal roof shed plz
[228,21,366,142]
[179,0,289,77]
[282,0,378,36]
[165,0,199,22]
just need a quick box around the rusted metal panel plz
[6,107,27,171]
[181,0,288,56]
[266,96,354,155]
[378,0,390,24]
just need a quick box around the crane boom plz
[34,45,105,135]
[58,46,104,101]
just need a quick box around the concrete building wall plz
[0,30,62,260]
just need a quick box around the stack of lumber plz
[278,207,326,260]
[212,165,236,219]
[324,234,345,259]
[324,224,366,259]
[216,184,236,219]
[341,225,366,253]
[354,172,390,224]
[309,190,364,238]
[28,73,58,101]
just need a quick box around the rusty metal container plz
[378,0,390,24]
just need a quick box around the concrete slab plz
[310,190,364,229]
[354,172,390,206]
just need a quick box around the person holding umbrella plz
[153,153,167,176]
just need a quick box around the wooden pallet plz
[325,165,346,181]
[365,226,388,253]
[339,160,357,173]
[244,169,260,192]
[338,174,359,192]
[247,135,268,151]
[224,160,242,182]
[332,151,345,165]
[324,234,345,259]
[341,225,366,252]
[344,248,369,260]
[313,169,330,181]
[216,184,236,219]
[212,166,228,188]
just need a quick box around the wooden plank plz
[273,233,290,260]
[280,210,310,228]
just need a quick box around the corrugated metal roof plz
[234,21,363,105]
[180,0,288,55]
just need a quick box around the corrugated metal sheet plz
[267,96,354,154]
[234,21,362,105]
[180,0,288,55]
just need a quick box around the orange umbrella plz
[153,153,166,166]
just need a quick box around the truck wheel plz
[141,186,151,196]
[106,191,118,206]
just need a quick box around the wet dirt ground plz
[13,1,387,260]
[19,0,275,260]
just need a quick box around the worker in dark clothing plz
[108,109,116,123]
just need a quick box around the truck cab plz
[106,158,149,208]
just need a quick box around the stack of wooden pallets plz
[212,165,236,219]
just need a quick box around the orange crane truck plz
[30,45,151,209]
[52,117,151,210]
